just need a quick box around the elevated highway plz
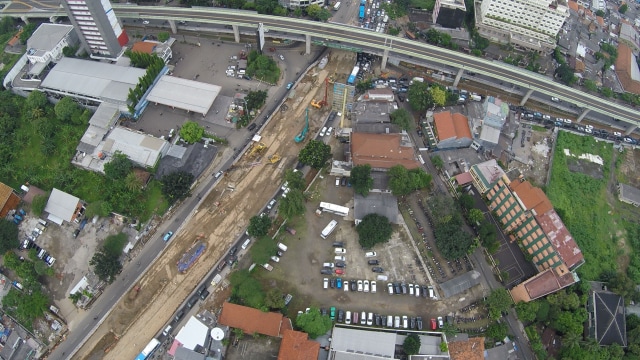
[3,4,640,133]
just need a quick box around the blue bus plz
[359,5,365,20]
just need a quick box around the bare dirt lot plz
[76,50,357,360]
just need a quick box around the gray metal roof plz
[27,24,74,55]
[146,75,221,115]
[439,270,482,298]
[40,58,145,103]
[331,327,396,358]
[44,188,79,223]
[354,193,400,224]
[619,183,640,205]
[102,127,169,168]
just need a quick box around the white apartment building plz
[477,0,569,53]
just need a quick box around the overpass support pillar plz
[519,89,534,106]
[576,108,590,123]
[168,20,177,34]
[381,48,389,71]
[232,25,240,43]
[625,126,637,135]
[21,16,29,24]
[305,34,311,55]
[453,68,464,87]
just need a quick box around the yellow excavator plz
[268,154,281,164]
[248,142,266,157]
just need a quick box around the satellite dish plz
[211,327,224,341]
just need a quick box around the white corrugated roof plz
[44,188,79,223]
[175,316,209,351]
[27,24,74,54]
[146,75,221,115]
[40,58,145,103]
[103,127,168,168]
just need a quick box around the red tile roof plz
[351,132,421,169]
[536,209,584,270]
[509,180,553,216]
[433,111,472,142]
[277,329,320,360]
[455,172,474,186]
[597,16,605,27]
[449,337,485,360]
[218,302,284,337]
[511,267,578,302]
[568,0,579,12]
[615,43,640,95]
[131,41,157,54]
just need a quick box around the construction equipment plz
[310,99,322,109]
[268,154,281,164]
[248,142,266,157]
[318,78,329,107]
[294,108,309,143]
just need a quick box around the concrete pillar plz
[453,68,464,87]
[305,34,311,55]
[168,19,177,34]
[576,108,590,123]
[625,125,637,135]
[519,89,534,106]
[21,16,29,24]
[381,48,389,71]
[232,25,240,43]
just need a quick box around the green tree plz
[556,64,577,85]
[434,218,474,259]
[350,164,373,196]
[584,79,598,92]
[403,333,421,355]
[408,81,434,112]
[31,193,48,216]
[468,208,484,225]
[356,79,373,94]
[1,288,49,326]
[516,300,540,323]
[601,87,614,97]
[103,233,128,257]
[157,31,170,42]
[458,193,474,210]
[388,165,432,196]
[161,171,195,204]
[230,269,265,309]
[245,90,268,111]
[486,321,508,340]
[19,23,36,44]
[248,214,272,237]
[430,86,447,106]
[431,155,444,170]
[284,169,305,191]
[619,3,628,14]
[180,121,205,144]
[0,219,20,253]
[595,9,605,17]
[90,248,122,283]
[25,91,48,111]
[295,307,333,338]
[54,97,79,123]
[356,213,393,248]
[389,108,413,130]
[264,288,285,309]
[299,140,331,169]
[103,152,133,181]
[486,289,513,320]
[279,189,305,219]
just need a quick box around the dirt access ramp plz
[76,51,356,360]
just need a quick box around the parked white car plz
[363,280,370,293]
[334,248,346,254]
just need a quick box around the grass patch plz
[410,0,435,10]
[546,132,620,279]
[532,125,546,132]
[140,181,170,222]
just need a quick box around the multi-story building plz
[432,0,467,29]
[477,0,569,53]
[470,160,584,302]
[61,0,128,60]
[278,0,325,9]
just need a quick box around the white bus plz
[320,220,338,239]
[333,2,341,10]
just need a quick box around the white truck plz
[263,263,274,271]
[210,274,222,286]
[470,94,482,101]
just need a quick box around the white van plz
[345,311,352,324]
[241,238,251,250]
[277,242,288,252]
[402,315,408,329]
[394,316,400,328]
[387,315,393,328]
[38,219,48,227]
[428,285,435,299]
[162,325,172,336]
[335,177,340,187]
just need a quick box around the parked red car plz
[431,318,437,330]
[335,269,345,275]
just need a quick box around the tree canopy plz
[180,121,205,144]
[350,164,373,196]
[388,165,432,196]
[279,189,305,219]
[248,214,272,237]
[161,171,194,204]
[295,307,333,338]
[306,4,332,21]
[299,140,332,169]
[356,213,393,249]
[89,233,127,283]
[284,169,305,191]
[486,289,513,320]
[229,269,266,310]
[430,86,447,106]
[0,219,19,253]
[403,333,421,355]
[104,152,133,181]
[408,81,434,112]
[247,50,281,84]
[389,108,413,130]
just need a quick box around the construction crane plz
[310,78,329,109]
[294,108,309,143]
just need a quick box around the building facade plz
[432,0,467,29]
[278,0,325,8]
[62,0,128,59]
[477,0,569,53]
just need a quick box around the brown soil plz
[76,51,356,360]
